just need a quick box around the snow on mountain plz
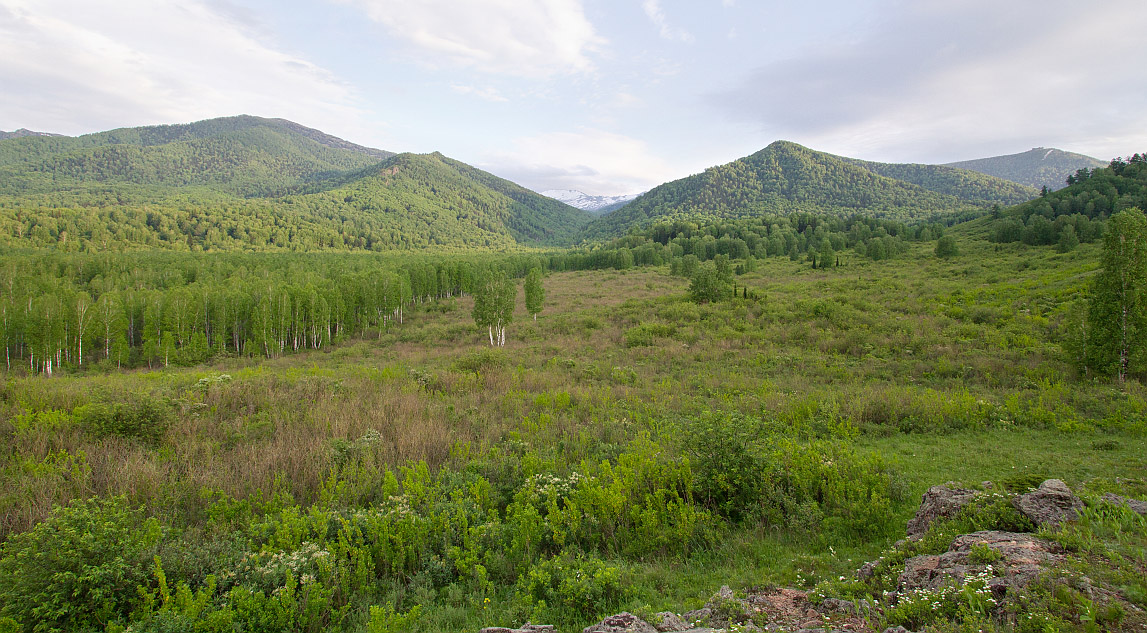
[540,189,641,214]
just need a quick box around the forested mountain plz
[583,141,1032,239]
[0,129,63,140]
[0,115,393,198]
[986,153,1147,246]
[0,117,591,251]
[844,158,1037,205]
[946,147,1105,191]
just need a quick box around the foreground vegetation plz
[1,215,1145,632]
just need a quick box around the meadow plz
[1,221,1144,632]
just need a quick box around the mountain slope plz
[0,115,393,198]
[584,141,1030,239]
[0,129,64,140]
[0,117,591,251]
[844,159,1037,205]
[541,190,642,214]
[945,147,1105,191]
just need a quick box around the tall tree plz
[524,268,545,322]
[472,268,515,347]
[1087,208,1147,381]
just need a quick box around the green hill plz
[0,115,393,199]
[945,147,1106,191]
[585,141,1032,239]
[0,117,591,251]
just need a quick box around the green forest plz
[1,122,1146,633]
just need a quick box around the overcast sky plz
[2,0,1145,196]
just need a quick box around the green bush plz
[0,497,162,632]
[519,551,628,622]
[73,399,171,445]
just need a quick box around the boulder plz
[701,585,754,627]
[1101,493,1147,516]
[582,612,658,633]
[480,625,554,633]
[1012,479,1083,528]
[906,485,979,537]
[899,530,1062,594]
[650,612,689,632]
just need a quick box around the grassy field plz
[1,222,1144,632]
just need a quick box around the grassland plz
[1,221,1144,632]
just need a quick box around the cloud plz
[641,0,694,43]
[451,84,508,102]
[0,0,367,140]
[483,129,678,195]
[709,0,1147,162]
[339,0,604,78]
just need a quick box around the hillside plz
[0,115,393,199]
[0,129,64,140]
[0,117,591,250]
[844,158,1037,204]
[946,147,1106,191]
[584,141,1031,239]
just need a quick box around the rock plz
[701,585,754,627]
[799,619,823,629]
[882,627,912,633]
[819,598,856,614]
[680,608,710,625]
[898,530,1062,594]
[1013,479,1083,528]
[582,612,658,633]
[651,612,689,632]
[906,485,979,537]
[1101,493,1147,515]
[480,625,554,633]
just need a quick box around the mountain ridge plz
[540,189,642,214]
[582,140,1036,239]
[945,147,1105,191]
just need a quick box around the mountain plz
[0,115,393,199]
[0,129,65,140]
[0,116,591,251]
[583,141,1035,239]
[540,189,642,214]
[945,147,1106,191]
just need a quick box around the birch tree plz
[1087,208,1147,382]
[524,268,545,322]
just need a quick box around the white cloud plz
[484,129,678,195]
[450,84,508,102]
[710,0,1147,163]
[0,0,368,141]
[339,0,604,78]
[641,0,694,43]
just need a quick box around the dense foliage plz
[987,153,1147,247]
[583,141,1032,239]
[0,117,592,251]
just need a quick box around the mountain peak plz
[540,189,642,214]
[946,147,1105,191]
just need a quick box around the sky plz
[2,0,1146,196]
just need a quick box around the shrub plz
[73,399,171,445]
[518,551,628,622]
[0,497,162,632]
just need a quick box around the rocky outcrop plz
[479,625,554,633]
[898,530,1063,595]
[905,485,979,537]
[581,612,658,633]
[1012,479,1083,528]
[1101,492,1147,516]
[650,612,689,632]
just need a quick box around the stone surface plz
[1012,479,1083,528]
[906,484,979,537]
[582,612,658,633]
[1101,493,1147,516]
[899,530,1062,594]
[651,612,689,632]
[480,625,554,633]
